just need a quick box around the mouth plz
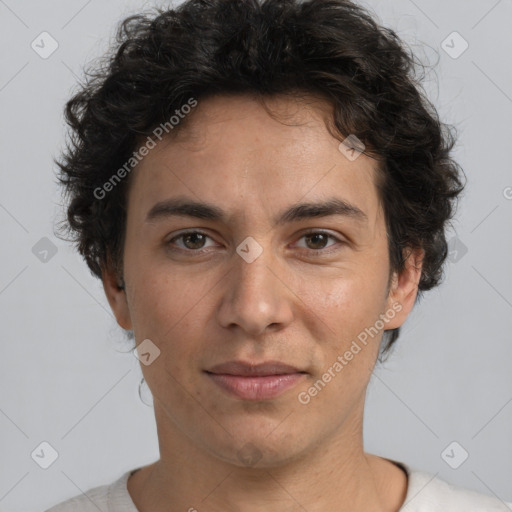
[204,360,308,401]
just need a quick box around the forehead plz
[127,93,383,227]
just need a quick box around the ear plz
[101,261,133,330]
[384,247,424,330]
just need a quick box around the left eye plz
[295,231,340,251]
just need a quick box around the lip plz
[205,360,307,401]
[207,360,304,376]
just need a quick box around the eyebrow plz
[145,196,368,226]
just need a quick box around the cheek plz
[127,264,216,369]
[130,278,207,406]
[126,252,198,330]
[301,275,387,399]
[312,268,389,333]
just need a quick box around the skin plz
[102,93,424,512]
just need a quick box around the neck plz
[127,400,407,512]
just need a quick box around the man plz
[47,0,511,510]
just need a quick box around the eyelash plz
[166,229,345,256]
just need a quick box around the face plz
[103,93,422,468]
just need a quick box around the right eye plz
[166,230,218,253]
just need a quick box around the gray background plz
[0,0,511,510]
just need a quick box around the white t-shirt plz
[45,460,512,511]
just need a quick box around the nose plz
[216,241,294,337]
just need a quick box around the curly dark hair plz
[55,0,466,360]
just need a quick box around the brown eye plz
[304,233,330,250]
[167,231,216,252]
[295,231,341,253]
[181,233,207,250]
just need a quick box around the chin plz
[203,427,310,469]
